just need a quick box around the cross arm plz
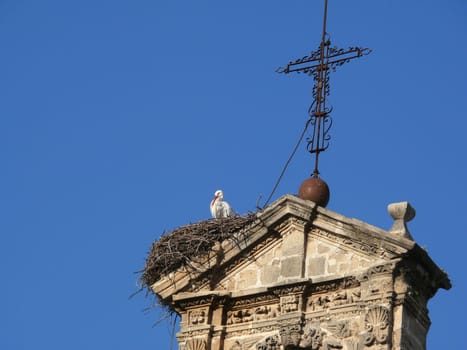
[276,46,371,75]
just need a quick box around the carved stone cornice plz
[309,227,389,260]
[269,280,311,296]
[394,258,447,302]
[274,216,309,239]
[175,294,217,310]
[224,322,278,338]
[230,292,278,308]
[178,325,213,339]
[310,276,360,294]
[358,263,394,281]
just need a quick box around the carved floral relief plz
[326,321,351,339]
[362,306,390,346]
[184,338,207,350]
[280,323,302,348]
[300,324,324,350]
[254,305,278,321]
[280,295,299,313]
[227,309,253,325]
[226,305,279,325]
[256,335,280,350]
[188,309,207,325]
[308,288,361,311]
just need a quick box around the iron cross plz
[277,0,371,177]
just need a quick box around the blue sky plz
[1,0,466,348]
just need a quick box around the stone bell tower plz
[141,195,450,350]
[141,1,450,349]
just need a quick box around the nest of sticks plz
[140,213,257,292]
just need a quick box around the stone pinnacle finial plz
[387,201,416,240]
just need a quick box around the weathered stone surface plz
[238,269,259,289]
[282,230,305,256]
[261,262,280,285]
[280,256,302,278]
[307,257,325,276]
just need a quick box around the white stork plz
[210,190,234,218]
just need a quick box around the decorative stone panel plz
[362,306,390,346]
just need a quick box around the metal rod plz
[322,0,328,42]
[276,0,370,178]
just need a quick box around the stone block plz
[328,258,337,274]
[273,246,282,258]
[238,269,258,289]
[282,230,304,257]
[307,257,325,276]
[261,264,281,285]
[334,250,347,263]
[317,243,330,254]
[350,257,360,270]
[281,256,302,278]
[257,249,274,265]
[224,277,235,290]
[337,262,350,273]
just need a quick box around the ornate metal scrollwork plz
[276,0,370,176]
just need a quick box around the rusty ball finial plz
[298,176,330,207]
